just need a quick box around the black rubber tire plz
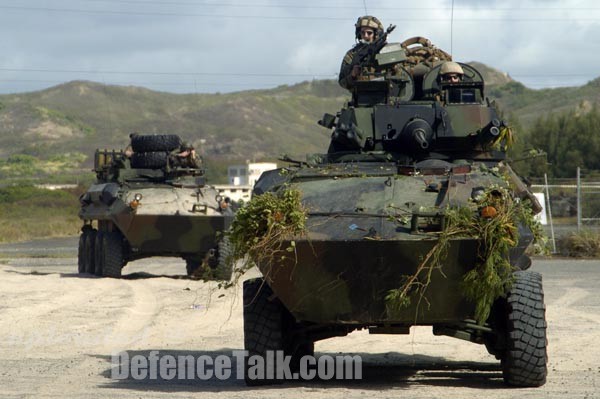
[77,230,87,274]
[243,278,312,385]
[84,230,97,274]
[185,259,198,276]
[101,232,125,278]
[243,278,287,385]
[290,340,315,374]
[130,134,182,152]
[501,271,548,387]
[213,238,233,281]
[130,151,168,169]
[94,231,104,277]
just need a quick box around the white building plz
[227,162,278,186]
[215,162,278,203]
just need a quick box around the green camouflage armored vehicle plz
[78,134,233,279]
[242,39,547,386]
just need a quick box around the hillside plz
[0,80,346,163]
[0,63,599,182]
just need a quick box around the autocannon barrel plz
[478,118,501,146]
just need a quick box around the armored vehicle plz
[78,134,233,279]
[242,39,547,386]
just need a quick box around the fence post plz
[544,173,557,254]
[577,167,581,232]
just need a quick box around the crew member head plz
[355,15,383,44]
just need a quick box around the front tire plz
[243,278,286,385]
[243,278,312,385]
[77,229,87,274]
[101,232,125,278]
[94,231,104,277]
[501,271,548,387]
[84,229,97,275]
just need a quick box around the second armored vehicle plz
[78,134,233,279]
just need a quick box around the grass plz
[0,185,82,243]
[557,230,600,257]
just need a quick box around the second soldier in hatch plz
[439,61,464,83]
[169,141,203,170]
[338,15,385,91]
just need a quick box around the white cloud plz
[0,0,599,92]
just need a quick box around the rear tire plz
[501,271,548,387]
[213,238,233,281]
[185,259,199,276]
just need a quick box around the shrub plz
[558,230,600,257]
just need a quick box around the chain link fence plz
[530,168,600,253]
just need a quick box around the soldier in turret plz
[338,15,386,90]
[439,61,464,83]
[169,141,202,169]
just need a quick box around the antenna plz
[450,0,455,55]
[363,0,368,14]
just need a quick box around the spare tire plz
[130,134,182,152]
[131,151,168,169]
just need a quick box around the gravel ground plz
[0,237,599,398]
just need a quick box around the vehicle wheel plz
[131,152,168,169]
[77,229,87,274]
[102,232,125,278]
[185,259,198,276]
[290,340,315,373]
[213,237,233,281]
[130,134,182,152]
[84,229,97,274]
[244,278,285,385]
[501,271,547,387]
[243,278,309,385]
[94,231,104,277]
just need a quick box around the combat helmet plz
[355,15,383,40]
[180,141,194,150]
[440,61,464,76]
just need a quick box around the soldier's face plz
[360,28,375,43]
[443,74,461,83]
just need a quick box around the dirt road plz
[0,237,599,398]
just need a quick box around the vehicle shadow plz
[3,269,199,281]
[94,348,505,392]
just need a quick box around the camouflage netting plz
[225,187,307,287]
[386,185,544,325]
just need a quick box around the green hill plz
[0,63,599,183]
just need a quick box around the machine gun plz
[352,24,396,68]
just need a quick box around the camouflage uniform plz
[338,44,370,90]
[169,142,202,169]
[338,15,385,91]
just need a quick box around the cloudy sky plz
[1,0,599,94]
